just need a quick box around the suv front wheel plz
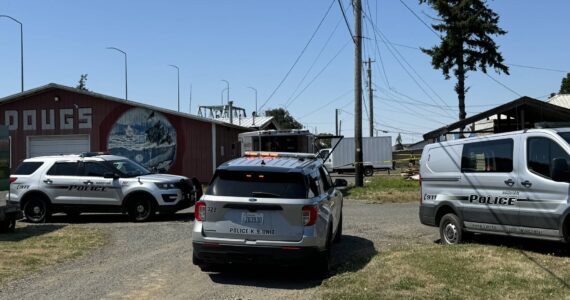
[127,196,155,222]
[23,197,50,223]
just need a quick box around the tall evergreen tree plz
[560,73,570,94]
[419,0,509,137]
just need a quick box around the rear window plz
[14,162,44,175]
[206,170,308,199]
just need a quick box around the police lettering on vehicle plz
[67,185,107,192]
[468,194,517,206]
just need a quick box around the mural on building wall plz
[107,108,177,172]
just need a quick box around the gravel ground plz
[0,201,437,300]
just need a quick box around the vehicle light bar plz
[244,151,316,159]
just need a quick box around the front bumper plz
[158,196,193,213]
[193,242,321,266]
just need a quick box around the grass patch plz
[0,224,106,286]
[345,175,419,203]
[321,243,570,299]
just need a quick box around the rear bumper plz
[193,242,321,265]
[419,204,436,226]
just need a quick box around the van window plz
[461,139,513,173]
[527,137,570,179]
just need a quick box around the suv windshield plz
[106,159,151,177]
[207,170,308,199]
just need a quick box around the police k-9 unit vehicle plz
[192,151,347,276]
[420,127,570,244]
[10,153,201,223]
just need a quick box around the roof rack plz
[80,151,108,158]
[534,122,570,129]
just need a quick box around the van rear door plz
[201,170,309,242]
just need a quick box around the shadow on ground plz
[464,234,570,257]
[0,224,66,242]
[208,235,376,289]
[21,211,194,225]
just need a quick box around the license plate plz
[241,212,264,225]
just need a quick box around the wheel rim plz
[443,222,458,244]
[134,200,150,220]
[25,200,45,222]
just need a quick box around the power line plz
[337,0,355,43]
[484,74,522,97]
[285,41,351,108]
[507,64,569,73]
[258,0,336,111]
[284,18,342,106]
[398,0,441,38]
[298,89,353,119]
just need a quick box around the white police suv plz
[10,153,201,222]
[192,151,347,276]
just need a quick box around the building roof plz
[423,96,570,140]
[0,83,252,131]
[216,116,278,129]
[548,94,570,108]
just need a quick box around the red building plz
[0,83,250,182]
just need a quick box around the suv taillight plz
[9,177,17,184]
[195,201,206,221]
[302,205,317,226]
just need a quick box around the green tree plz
[420,0,509,137]
[560,73,570,94]
[265,108,303,129]
[395,133,404,150]
[76,74,89,91]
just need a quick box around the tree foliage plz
[419,0,509,136]
[560,73,570,94]
[76,74,89,91]
[265,108,303,129]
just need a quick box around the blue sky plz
[1,0,569,143]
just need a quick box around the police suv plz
[192,151,347,275]
[10,153,200,222]
[420,128,570,244]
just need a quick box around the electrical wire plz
[398,0,441,38]
[298,89,353,119]
[337,0,355,43]
[258,0,336,112]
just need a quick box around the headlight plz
[155,182,177,190]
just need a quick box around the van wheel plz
[23,198,50,223]
[127,196,155,222]
[364,167,374,177]
[439,213,464,245]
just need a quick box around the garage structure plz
[0,83,250,182]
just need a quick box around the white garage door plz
[28,135,90,158]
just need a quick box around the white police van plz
[419,127,570,244]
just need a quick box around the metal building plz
[0,83,250,182]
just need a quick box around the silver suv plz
[10,153,201,223]
[192,151,347,275]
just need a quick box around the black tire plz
[439,213,464,245]
[314,227,332,278]
[23,198,50,223]
[364,167,374,177]
[333,213,343,243]
[127,196,155,222]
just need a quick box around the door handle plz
[83,180,93,185]
[43,179,52,184]
[504,179,515,186]
[521,180,532,188]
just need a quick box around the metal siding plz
[0,87,248,182]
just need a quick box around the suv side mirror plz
[551,158,570,182]
[103,172,120,180]
[334,178,348,187]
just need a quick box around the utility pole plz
[365,58,375,137]
[335,109,339,135]
[354,0,364,187]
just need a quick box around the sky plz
[1,0,569,144]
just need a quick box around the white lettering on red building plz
[4,108,92,131]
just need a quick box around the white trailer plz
[239,130,316,154]
[318,136,392,176]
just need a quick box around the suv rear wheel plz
[23,198,50,223]
[127,196,155,222]
[314,226,332,277]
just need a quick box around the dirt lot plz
[0,201,436,299]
